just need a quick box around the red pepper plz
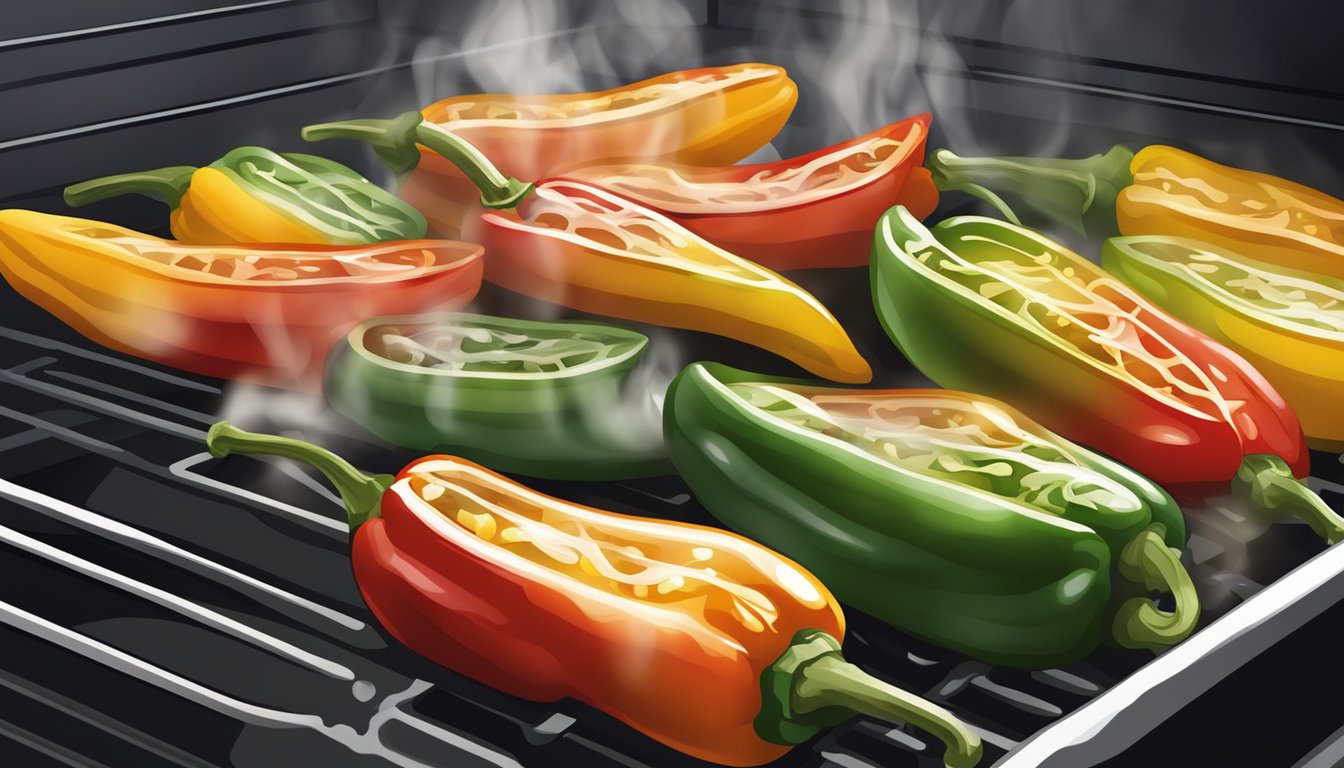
[205,422,982,768]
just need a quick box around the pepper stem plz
[63,166,198,209]
[205,421,392,532]
[1110,525,1200,651]
[757,630,981,768]
[925,145,1134,238]
[1232,454,1344,544]
[301,111,533,209]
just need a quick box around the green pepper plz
[324,312,671,480]
[63,146,427,246]
[664,361,1198,668]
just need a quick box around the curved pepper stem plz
[1233,454,1344,545]
[301,111,534,210]
[1110,525,1200,651]
[926,145,1134,239]
[757,629,982,768]
[205,421,393,532]
[63,166,197,210]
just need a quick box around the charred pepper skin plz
[64,147,427,246]
[204,422,982,768]
[323,313,671,480]
[664,361,1158,668]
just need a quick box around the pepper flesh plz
[666,362,1198,667]
[324,313,670,479]
[204,422,982,768]
[63,147,427,246]
[556,114,934,270]
[1104,235,1344,450]
[0,210,481,387]
[1118,145,1344,278]
[873,207,1344,543]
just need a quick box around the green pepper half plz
[324,313,671,480]
[664,361,1198,668]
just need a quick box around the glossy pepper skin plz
[551,114,934,270]
[1118,145,1344,278]
[304,115,871,383]
[63,146,427,246]
[665,362,1198,667]
[204,423,982,768]
[0,210,481,388]
[401,63,799,233]
[1104,236,1344,451]
[324,313,670,479]
[873,207,1344,544]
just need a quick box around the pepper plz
[518,114,935,270]
[1103,235,1344,451]
[1118,145,1344,278]
[0,210,482,388]
[204,422,982,768]
[302,114,871,383]
[324,312,670,480]
[63,146,427,246]
[665,361,1198,668]
[872,206,1344,544]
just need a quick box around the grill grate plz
[0,296,1340,768]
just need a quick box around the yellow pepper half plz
[1117,145,1344,278]
[1104,235,1344,450]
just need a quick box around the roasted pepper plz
[665,361,1198,668]
[1104,236,1344,451]
[514,114,934,270]
[303,115,870,383]
[0,210,482,387]
[324,312,670,479]
[63,146,427,246]
[872,206,1344,544]
[204,422,982,768]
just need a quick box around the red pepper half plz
[550,114,934,270]
[205,422,982,768]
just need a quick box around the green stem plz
[1233,454,1344,545]
[63,166,197,209]
[757,630,982,768]
[1110,525,1200,651]
[205,421,393,532]
[925,145,1134,238]
[301,111,533,209]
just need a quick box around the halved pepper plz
[63,146,427,245]
[324,312,670,480]
[204,422,982,768]
[303,115,870,383]
[665,361,1198,668]
[872,206,1344,543]
[1104,235,1344,451]
[524,114,935,270]
[0,210,482,388]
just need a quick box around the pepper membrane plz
[872,207,1344,544]
[666,362,1198,667]
[0,210,482,387]
[204,422,982,768]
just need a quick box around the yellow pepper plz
[1104,235,1344,449]
[1117,145,1344,278]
